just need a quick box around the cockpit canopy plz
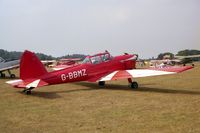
[82,51,112,64]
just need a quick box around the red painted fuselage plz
[40,54,136,85]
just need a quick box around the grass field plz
[0,64,200,133]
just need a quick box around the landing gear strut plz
[8,70,16,78]
[0,72,6,78]
[22,87,34,95]
[0,70,16,78]
[128,78,138,89]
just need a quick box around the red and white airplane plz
[6,50,193,94]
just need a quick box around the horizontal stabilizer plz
[6,79,48,88]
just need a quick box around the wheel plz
[26,90,32,95]
[10,74,16,78]
[131,82,138,89]
[98,81,105,87]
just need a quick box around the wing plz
[0,64,19,72]
[100,66,193,81]
[0,60,19,72]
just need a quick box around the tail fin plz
[20,50,48,80]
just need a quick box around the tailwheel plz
[26,90,32,95]
[98,81,105,87]
[22,89,32,95]
[22,87,34,95]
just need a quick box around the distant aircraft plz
[0,57,19,78]
[175,54,200,59]
[6,50,193,94]
[174,55,200,66]
[41,60,56,68]
[52,58,82,71]
[149,54,200,68]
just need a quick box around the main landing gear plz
[8,70,16,78]
[22,87,34,95]
[128,78,138,89]
[98,79,138,89]
[0,70,16,78]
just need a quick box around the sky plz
[0,0,200,58]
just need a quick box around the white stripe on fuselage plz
[26,79,40,88]
[127,70,175,78]
[100,71,118,81]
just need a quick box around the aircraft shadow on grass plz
[75,82,200,96]
[18,91,62,99]
[1,76,19,80]
[26,82,200,99]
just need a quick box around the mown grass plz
[0,63,200,133]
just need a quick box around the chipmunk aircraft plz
[6,50,193,94]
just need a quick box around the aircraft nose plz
[123,54,137,69]
[127,54,138,61]
[120,54,138,63]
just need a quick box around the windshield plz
[82,52,112,64]
[82,57,91,64]
[90,56,102,64]
[101,53,110,62]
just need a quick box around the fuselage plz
[40,54,136,85]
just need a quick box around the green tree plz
[176,49,200,56]
[157,52,174,60]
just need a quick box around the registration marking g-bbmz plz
[61,69,87,81]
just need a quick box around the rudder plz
[20,50,48,80]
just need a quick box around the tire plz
[131,82,138,89]
[98,81,105,87]
[10,74,16,78]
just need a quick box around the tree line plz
[157,49,200,60]
[1,49,199,61]
[0,49,86,61]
